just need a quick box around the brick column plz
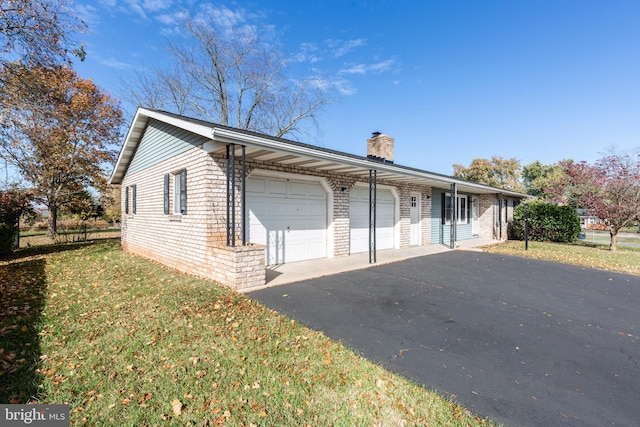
[328,177,356,257]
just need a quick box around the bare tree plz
[0,0,87,66]
[129,14,333,139]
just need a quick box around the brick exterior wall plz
[121,146,266,290]
[422,187,433,244]
[477,193,518,240]
[478,194,497,239]
[327,177,356,257]
[121,137,516,290]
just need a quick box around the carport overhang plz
[208,127,527,197]
[110,108,527,199]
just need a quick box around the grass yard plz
[0,239,495,426]
[18,229,121,248]
[483,240,640,276]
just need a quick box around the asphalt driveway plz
[249,251,640,427]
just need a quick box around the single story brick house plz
[110,108,526,290]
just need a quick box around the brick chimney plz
[367,132,394,163]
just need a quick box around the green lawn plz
[18,230,121,248]
[1,239,495,426]
[483,240,640,276]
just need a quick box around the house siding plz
[127,119,210,176]
[431,188,475,244]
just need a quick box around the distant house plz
[576,209,605,230]
[110,108,527,290]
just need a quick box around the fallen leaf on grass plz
[170,399,182,416]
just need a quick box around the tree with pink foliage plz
[549,153,640,251]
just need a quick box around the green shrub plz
[511,200,581,242]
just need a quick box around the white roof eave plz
[109,108,529,198]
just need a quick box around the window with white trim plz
[444,193,470,225]
[164,169,187,215]
[173,172,181,214]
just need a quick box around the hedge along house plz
[110,108,526,291]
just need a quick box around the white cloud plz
[123,0,148,19]
[197,4,246,29]
[326,38,367,58]
[339,63,367,75]
[368,59,396,73]
[304,74,356,96]
[142,0,172,12]
[293,38,368,64]
[291,42,322,63]
[333,80,356,96]
[339,58,397,75]
[155,10,187,26]
[100,56,134,69]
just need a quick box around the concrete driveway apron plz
[249,251,640,427]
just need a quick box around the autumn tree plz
[522,160,568,199]
[130,12,333,139]
[549,153,640,251]
[0,62,123,238]
[453,156,523,191]
[101,185,121,225]
[0,0,87,65]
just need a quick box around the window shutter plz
[179,169,187,214]
[164,174,169,214]
[125,186,129,214]
[132,184,137,214]
[441,192,446,225]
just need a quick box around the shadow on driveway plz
[250,251,640,427]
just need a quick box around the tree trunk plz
[47,203,58,239]
[609,229,618,252]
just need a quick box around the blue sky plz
[73,0,640,175]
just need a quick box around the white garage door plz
[349,187,395,253]
[247,176,327,265]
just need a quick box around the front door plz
[472,196,479,235]
[410,193,420,246]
